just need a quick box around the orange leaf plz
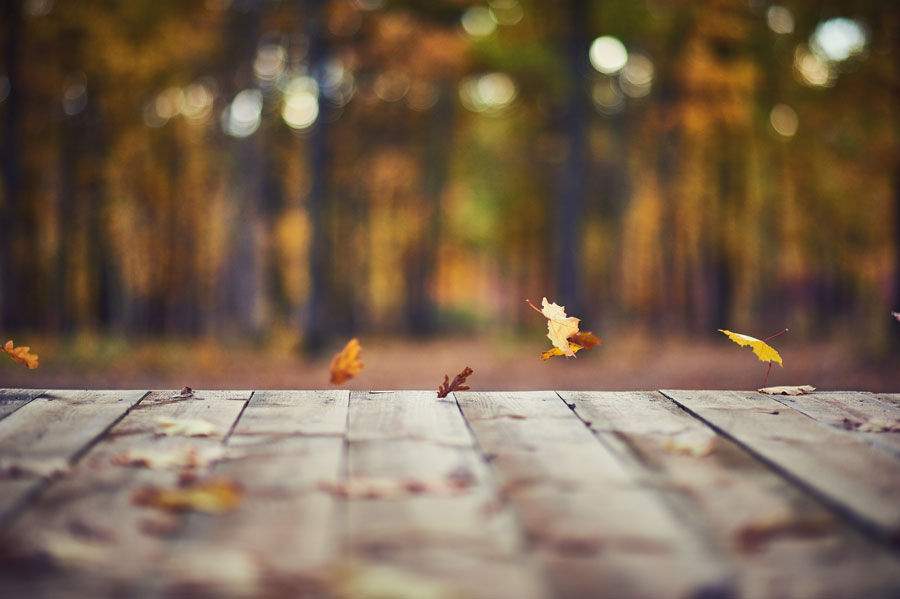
[437,367,473,398]
[2,340,39,369]
[330,338,364,384]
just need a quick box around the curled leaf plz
[437,366,473,398]
[132,477,243,514]
[718,329,783,366]
[540,331,602,360]
[2,340,38,369]
[171,386,195,399]
[330,338,364,385]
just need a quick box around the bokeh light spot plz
[766,6,794,35]
[281,76,319,130]
[589,36,628,75]
[620,54,654,98]
[461,6,496,38]
[769,103,798,137]
[459,72,517,114]
[224,89,263,138]
[811,18,867,62]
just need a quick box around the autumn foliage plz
[330,338,364,384]
[2,340,38,370]
[527,298,601,360]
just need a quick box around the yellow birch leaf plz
[2,340,39,369]
[528,298,580,357]
[718,329,783,366]
[330,338,364,384]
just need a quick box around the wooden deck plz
[0,389,899,598]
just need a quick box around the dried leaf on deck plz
[540,331,602,360]
[154,417,221,437]
[2,340,39,369]
[842,417,900,433]
[171,386,196,399]
[111,446,229,470]
[330,338,364,384]
[132,477,243,514]
[0,457,70,479]
[662,436,715,457]
[437,366,473,398]
[328,562,466,599]
[758,385,816,396]
[735,514,834,553]
[318,475,474,500]
[718,329,783,366]
[527,298,580,357]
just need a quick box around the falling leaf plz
[330,338,364,384]
[718,329,783,366]
[132,477,243,514]
[154,417,221,437]
[437,366,473,398]
[2,340,38,369]
[758,385,815,396]
[171,386,196,399]
[528,298,580,357]
[111,446,229,470]
[540,331,602,360]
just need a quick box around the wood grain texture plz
[0,389,249,597]
[0,389,45,422]
[0,389,147,529]
[662,389,900,542]
[457,390,732,599]
[564,391,900,598]
[765,391,900,457]
[345,390,550,599]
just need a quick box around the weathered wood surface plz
[0,388,898,598]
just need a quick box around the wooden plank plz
[662,389,900,542]
[345,390,550,599]
[0,389,45,422]
[456,390,732,599]
[0,389,250,597]
[563,391,900,598]
[0,389,148,529]
[765,391,900,458]
[872,393,900,409]
[228,388,347,438]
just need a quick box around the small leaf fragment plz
[154,417,221,438]
[437,366,473,398]
[758,385,815,396]
[2,340,39,369]
[330,338,364,385]
[132,477,243,514]
[718,329,783,366]
[171,386,195,399]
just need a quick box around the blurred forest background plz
[0,0,898,389]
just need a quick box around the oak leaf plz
[527,298,580,357]
[540,331,602,360]
[330,338,364,384]
[132,477,243,514]
[2,340,38,369]
[718,329,783,366]
[437,366,473,398]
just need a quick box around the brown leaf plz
[758,385,816,396]
[132,477,243,514]
[318,475,474,500]
[527,298,580,357]
[171,386,195,399]
[437,366,473,398]
[842,417,900,433]
[2,340,38,369]
[330,338,364,384]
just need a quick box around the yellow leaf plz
[718,329,783,366]
[528,298,580,357]
[539,331,601,360]
[132,477,243,514]
[154,417,222,437]
[330,338,364,384]
[2,340,39,369]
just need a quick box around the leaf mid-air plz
[527,298,600,360]
[330,338,364,385]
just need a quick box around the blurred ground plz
[1,332,897,392]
